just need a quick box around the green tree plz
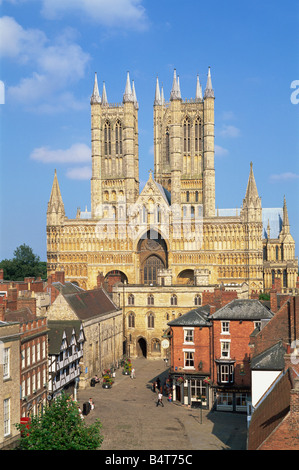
[16,393,104,450]
[0,244,47,280]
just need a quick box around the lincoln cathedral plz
[46,68,298,358]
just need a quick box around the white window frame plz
[183,327,194,344]
[221,321,230,334]
[220,340,231,358]
[3,347,10,380]
[4,398,10,437]
[183,349,195,369]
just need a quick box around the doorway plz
[137,338,147,358]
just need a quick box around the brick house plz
[168,298,273,412]
[168,305,212,408]
[2,308,49,419]
[247,347,299,450]
[210,299,273,412]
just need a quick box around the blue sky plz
[0,0,298,262]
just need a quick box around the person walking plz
[131,367,135,379]
[156,392,164,407]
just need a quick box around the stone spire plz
[102,81,108,106]
[282,195,290,233]
[123,71,134,103]
[244,162,260,202]
[90,72,101,104]
[204,66,214,99]
[154,76,161,105]
[170,69,181,101]
[132,80,139,109]
[47,169,65,225]
[195,74,203,101]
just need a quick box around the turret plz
[203,67,215,217]
[47,170,65,226]
[241,161,262,222]
[90,72,102,218]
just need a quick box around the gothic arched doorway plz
[137,230,168,285]
[137,337,147,358]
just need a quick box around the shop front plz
[171,374,210,409]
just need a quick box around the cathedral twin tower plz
[47,68,298,294]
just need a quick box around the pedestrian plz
[168,392,172,402]
[89,398,95,410]
[152,381,156,392]
[94,375,100,383]
[156,391,164,407]
[156,377,161,390]
[131,367,135,379]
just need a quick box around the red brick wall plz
[170,326,211,376]
[251,296,299,357]
[202,288,237,309]
[259,413,299,450]
[212,320,254,387]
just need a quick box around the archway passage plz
[137,337,147,358]
[177,269,194,285]
[104,270,128,292]
[137,230,168,285]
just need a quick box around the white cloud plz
[30,143,91,163]
[219,124,240,138]
[2,17,90,109]
[215,145,229,158]
[41,0,148,31]
[66,166,92,180]
[270,172,299,182]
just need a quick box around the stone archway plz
[137,337,147,358]
[137,230,168,285]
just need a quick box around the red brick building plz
[168,298,273,412]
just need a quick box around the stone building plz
[46,68,297,293]
[46,68,298,360]
[0,321,21,449]
[47,282,123,388]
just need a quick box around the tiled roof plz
[48,320,82,355]
[4,307,35,323]
[64,287,119,321]
[210,299,274,320]
[251,341,286,371]
[168,305,212,327]
[247,368,294,450]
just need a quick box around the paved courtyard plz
[78,357,247,451]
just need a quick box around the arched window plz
[195,117,202,153]
[275,246,279,260]
[165,127,170,164]
[128,312,135,328]
[194,295,201,306]
[271,270,275,287]
[128,294,135,306]
[184,117,191,153]
[147,313,155,329]
[147,294,154,306]
[171,294,177,306]
[283,269,287,288]
[115,120,122,155]
[104,121,111,156]
[195,191,199,202]
[152,339,161,352]
[191,206,195,218]
[186,191,190,202]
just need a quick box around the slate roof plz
[53,281,85,295]
[168,305,212,327]
[64,287,119,321]
[210,299,274,321]
[48,320,82,355]
[247,368,295,450]
[251,341,287,371]
[4,307,36,323]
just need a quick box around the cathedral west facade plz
[46,68,298,356]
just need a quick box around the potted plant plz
[123,358,132,375]
[102,374,114,389]
[176,376,184,385]
[203,376,211,385]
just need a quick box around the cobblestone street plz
[78,358,247,451]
